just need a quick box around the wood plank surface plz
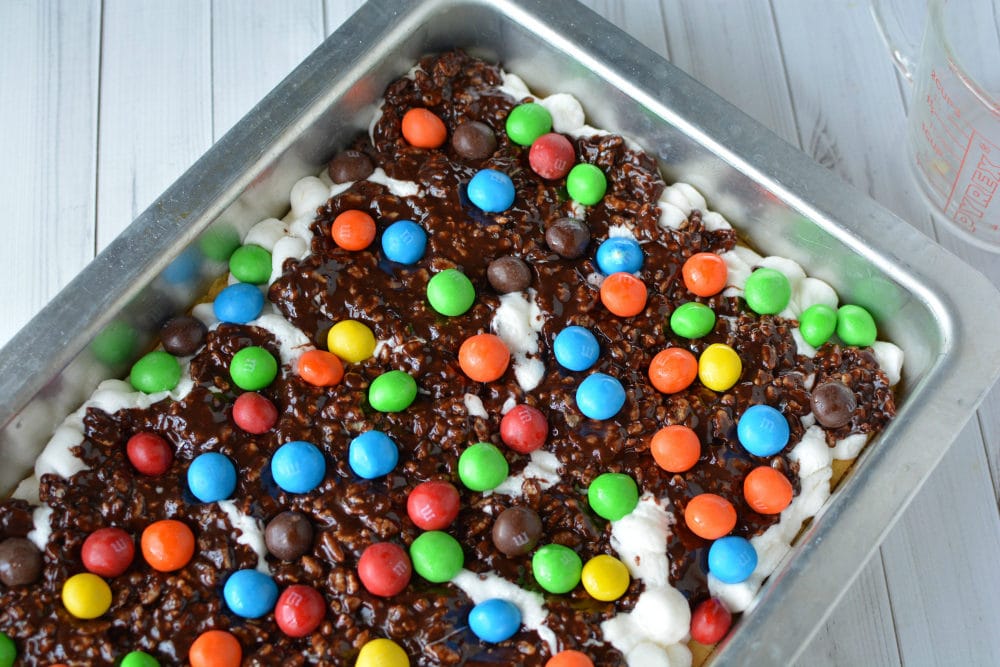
[0,0,101,345]
[96,0,212,248]
[1,2,999,665]
[212,0,325,138]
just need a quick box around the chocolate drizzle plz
[0,51,895,665]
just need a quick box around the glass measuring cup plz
[871,0,1000,251]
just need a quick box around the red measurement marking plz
[945,134,976,211]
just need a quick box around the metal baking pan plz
[2,0,999,663]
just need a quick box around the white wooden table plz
[2,2,999,665]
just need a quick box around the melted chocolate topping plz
[0,51,895,666]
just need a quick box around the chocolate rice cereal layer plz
[0,50,895,666]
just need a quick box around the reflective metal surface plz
[1,0,998,663]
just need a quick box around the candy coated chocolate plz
[811,381,857,428]
[487,256,531,293]
[451,121,497,160]
[545,217,591,259]
[265,511,314,561]
[0,537,42,586]
[491,506,542,557]
[327,150,374,183]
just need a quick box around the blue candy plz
[708,536,758,584]
[162,247,200,285]
[187,452,237,502]
[596,237,643,275]
[737,404,790,457]
[575,373,626,420]
[271,441,326,493]
[223,569,279,619]
[467,169,516,213]
[381,220,428,265]
[553,326,600,372]
[468,598,522,643]
[348,430,399,479]
[213,282,264,324]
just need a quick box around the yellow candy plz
[698,343,742,392]
[62,573,112,619]
[356,638,409,667]
[581,554,630,602]
[327,320,376,364]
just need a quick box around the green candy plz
[90,320,138,366]
[198,225,241,261]
[669,302,716,339]
[427,269,476,317]
[744,268,792,315]
[532,544,582,594]
[798,304,837,347]
[587,472,639,521]
[120,651,160,667]
[566,163,607,206]
[505,102,552,146]
[410,531,464,583]
[458,442,509,492]
[0,631,14,667]
[230,346,278,391]
[369,370,418,412]
[130,351,181,393]
[836,305,877,347]
[229,244,273,284]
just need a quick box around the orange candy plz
[600,272,648,317]
[546,650,595,667]
[401,108,447,148]
[141,519,195,572]
[648,348,698,394]
[331,210,376,251]
[458,334,511,383]
[684,493,737,540]
[189,629,242,667]
[650,425,701,473]
[297,349,344,387]
[682,252,728,297]
[743,466,794,515]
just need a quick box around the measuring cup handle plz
[869,0,922,82]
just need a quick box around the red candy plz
[406,480,461,530]
[274,584,326,637]
[232,392,278,434]
[357,542,412,597]
[528,133,575,180]
[126,432,173,476]
[81,527,134,578]
[690,597,732,644]
[500,404,548,454]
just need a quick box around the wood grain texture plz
[577,0,672,62]
[801,555,902,667]
[96,0,212,249]
[771,1,935,235]
[881,421,1000,665]
[323,0,369,36]
[0,0,101,347]
[212,0,325,139]
[659,1,799,146]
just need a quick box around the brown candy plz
[0,537,42,586]
[160,316,207,357]
[327,149,374,183]
[545,217,591,259]
[487,256,532,293]
[811,381,857,428]
[451,121,497,160]
[265,511,314,561]
[491,506,543,557]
